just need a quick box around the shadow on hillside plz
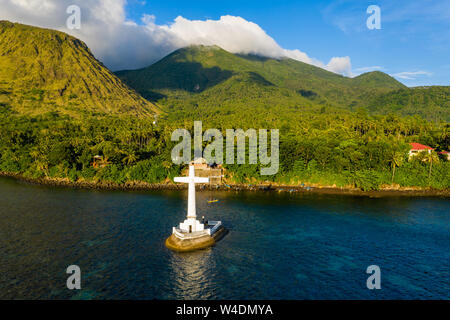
[297,89,318,98]
[246,72,275,86]
[141,90,167,102]
[150,61,233,93]
[236,54,272,62]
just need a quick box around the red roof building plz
[439,151,450,161]
[409,142,434,151]
[408,142,434,159]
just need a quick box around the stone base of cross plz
[174,165,209,233]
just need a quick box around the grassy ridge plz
[0,21,159,117]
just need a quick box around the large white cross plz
[174,165,209,219]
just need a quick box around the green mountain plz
[116,45,449,121]
[0,21,159,117]
[353,71,406,89]
[367,86,450,121]
[117,46,403,111]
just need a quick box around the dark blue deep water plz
[0,177,448,299]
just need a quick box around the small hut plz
[187,158,224,185]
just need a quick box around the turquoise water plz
[0,177,448,299]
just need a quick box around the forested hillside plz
[0,21,159,117]
[1,104,448,191]
[117,46,449,121]
[117,45,448,122]
[367,86,450,121]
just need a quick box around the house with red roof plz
[408,142,434,159]
[439,150,450,161]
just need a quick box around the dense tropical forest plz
[0,22,449,191]
[1,106,448,191]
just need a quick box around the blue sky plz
[124,0,450,86]
[1,0,448,86]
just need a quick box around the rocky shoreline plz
[1,171,449,197]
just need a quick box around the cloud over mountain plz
[0,0,352,75]
[392,71,432,80]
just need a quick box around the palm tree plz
[390,151,404,184]
[35,159,49,176]
[162,160,172,170]
[424,151,439,182]
[30,149,49,176]
[122,152,138,166]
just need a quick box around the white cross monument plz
[174,165,209,233]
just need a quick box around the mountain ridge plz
[353,71,407,89]
[117,45,406,94]
[116,45,404,106]
[0,20,447,122]
[0,20,160,117]
[116,45,449,121]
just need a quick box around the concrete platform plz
[165,225,228,252]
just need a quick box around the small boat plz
[207,199,219,203]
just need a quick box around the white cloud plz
[0,0,353,76]
[325,56,353,77]
[392,71,432,80]
[352,66,385,77]
[354,66,383,73]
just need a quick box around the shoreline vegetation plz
[2,171,448,198]
[1,113,449,196]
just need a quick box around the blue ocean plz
[0,177,448,299]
